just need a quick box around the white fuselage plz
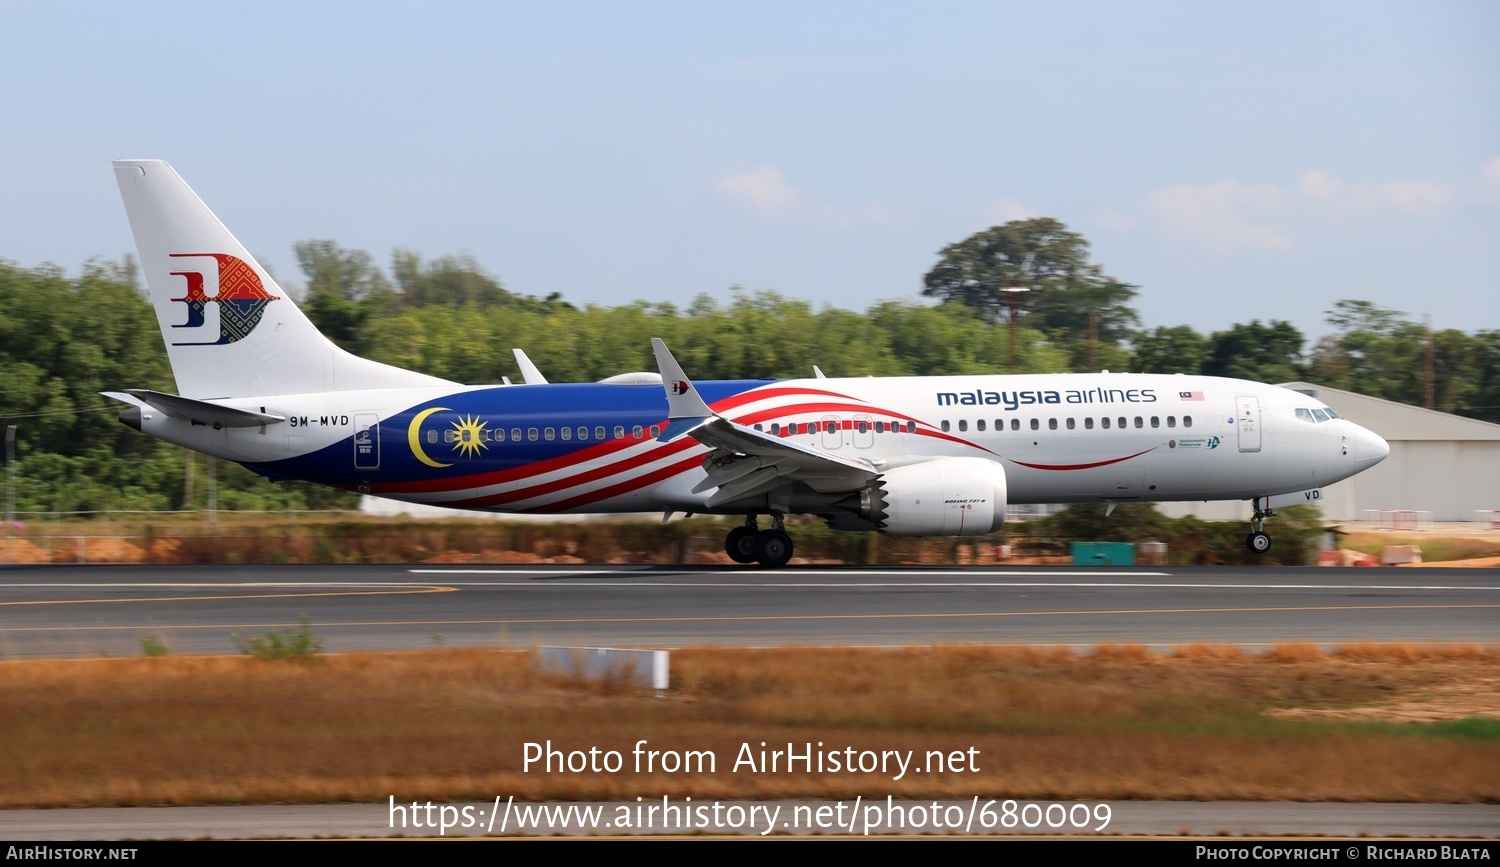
[124,371,1388,517]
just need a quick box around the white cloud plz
[1140,180,1293,253]
[1116,160,1499,255]
[984,198,1040,224]
[716,166,906,229]
[717,166,800,214]
[1297,170,1452,217]
[1297,170,1342,202]
[1480,157,1500,199]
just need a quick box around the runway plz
[4,563,1497,840]
[1,563,1496,657]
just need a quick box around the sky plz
[2,1,1497,346]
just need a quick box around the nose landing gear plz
[1246,500,1273,553]
[723,513,794,568]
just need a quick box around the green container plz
[1070,541,1136,566]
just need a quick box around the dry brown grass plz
[0,644,1497,808]
[1339,531,1500,564]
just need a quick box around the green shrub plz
[138,633,172,657]
[230,614,324,662]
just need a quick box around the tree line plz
[2,216,1496,512]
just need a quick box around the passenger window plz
[633,425,644,439]
[976,419,986,432]
[1010,419,1019,431]
[1150,417,1159,428]
[1048,418,1058,430]
[1167,416,1176,428]
[650,424,661,437]
[957,420,967,432]
[1084,418,1094,429]
[1066,418,1075,430]
[1101,417,1111,430]
[858,421,869,433]
[1184,416,1193,428]
[1118,417,1127,429]
[614,425,625,439]
[941,420,951,432]
[906,421,916,433]
[1030,418,1039,431]
[510,428,521,442]
[427,430,438,444]
[594,426,605,440]
[545,428,555,441]
[527,428,538,441]
[560,427,571,441]
[578,426,588,440]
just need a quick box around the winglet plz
[651,338,714,425]
[512,348,549,384]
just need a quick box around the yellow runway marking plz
[0,586,455,607]
[0,601,1494,633]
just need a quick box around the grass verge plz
[1,643,1496,808]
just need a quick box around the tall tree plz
[293,240,397,354]
[921,218,1139,369]
[1131,325,1209,374]
[1202,320,1304,383]
[1307,300,1483,414]
[292,240,393,301]
[392,249,515,308]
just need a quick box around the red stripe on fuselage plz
[521,454,706,512]
[445,437,699,508]
[1007,448,1155,471]
[711,386,862,412]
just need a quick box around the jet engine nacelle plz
[863,457,1008,536]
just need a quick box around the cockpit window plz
[1311,409,1330,423]
[1296,408,1314,423]
[1324,408,1340,419]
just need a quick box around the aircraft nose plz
[1350,424,1389,466]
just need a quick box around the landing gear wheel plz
[1246,531,1272,554]
[725,526,759,564]
[754,529,793,568]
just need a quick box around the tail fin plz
[112,160,454,398]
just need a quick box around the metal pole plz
[5,425,14,525]
[1008,307,1018,374]
[5,425,14,565]
[207,455,217,523]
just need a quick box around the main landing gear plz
[724,514,794,568]
[1246,501,1273,554]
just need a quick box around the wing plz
[651,339,876,508]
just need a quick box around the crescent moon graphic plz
[407,407,454,468]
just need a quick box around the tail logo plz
[670,380,690,395]
[167,253,279,345]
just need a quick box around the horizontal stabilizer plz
[104,390,285,429]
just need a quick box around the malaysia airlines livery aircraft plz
[105,160,1390,567]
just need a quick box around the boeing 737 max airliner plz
[103,160,1390,567]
